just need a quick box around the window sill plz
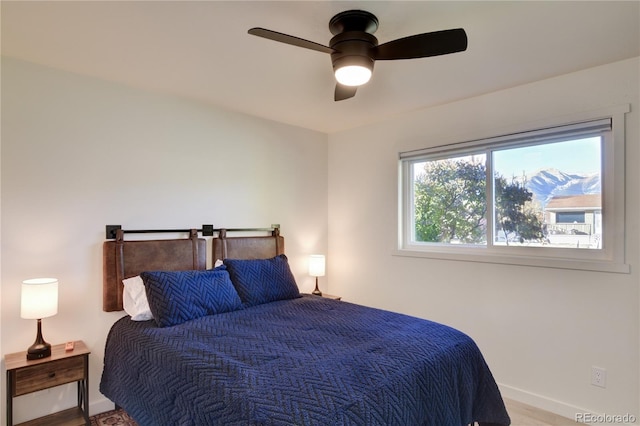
[392,249,630,274]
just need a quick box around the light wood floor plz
[505,398,581,425]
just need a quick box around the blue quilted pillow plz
[140,269,243,327]
[223,254,300,307]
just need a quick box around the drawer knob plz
[48,372,56,378]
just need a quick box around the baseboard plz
[499,383,597,424]
[90,397,116,417]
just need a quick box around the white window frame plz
[396,105,630,274]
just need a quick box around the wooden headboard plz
[212,228,284,261]
[103,227,284,312]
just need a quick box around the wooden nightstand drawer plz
[13,356,85,396]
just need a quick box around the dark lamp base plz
[312,277,322,296]
[26,318,52,360]
[27,343,51,360]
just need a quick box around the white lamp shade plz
[21,278,58,319]
[335,65,372,86]
[308,255,326,277]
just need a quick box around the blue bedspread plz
[100,295,510,426]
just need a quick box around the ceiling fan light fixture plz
[335,64,372,86]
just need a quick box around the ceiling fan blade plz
[248,28,334,54]
[335,84,357,101]
[373,28,467,60]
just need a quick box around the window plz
[556,212,585,224]
[398,107,629,273]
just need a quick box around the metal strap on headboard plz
[190,229,199,269]
[115,229,125,299]
[219,229,228,259]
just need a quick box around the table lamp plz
[21,278,58,360]
[308,255,325,296]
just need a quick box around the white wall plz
[0,57,328,423]
[328,57,640,419]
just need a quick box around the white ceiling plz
[2,1,639,133]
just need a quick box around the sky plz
[492,136,601,179]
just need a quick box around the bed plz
[100,227,510,426]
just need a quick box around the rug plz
[90,408,138,426]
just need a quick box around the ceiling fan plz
[248,10,467,101]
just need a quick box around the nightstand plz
[5,340,90,426]
[320,293,341,300]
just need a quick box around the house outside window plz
[545,194,601,249]
[397,106,629,273]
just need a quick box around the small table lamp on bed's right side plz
[308,255,325,296]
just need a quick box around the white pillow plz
[123,276,154,321]
[214,259,224,268]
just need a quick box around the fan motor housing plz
[330,31,377,74]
